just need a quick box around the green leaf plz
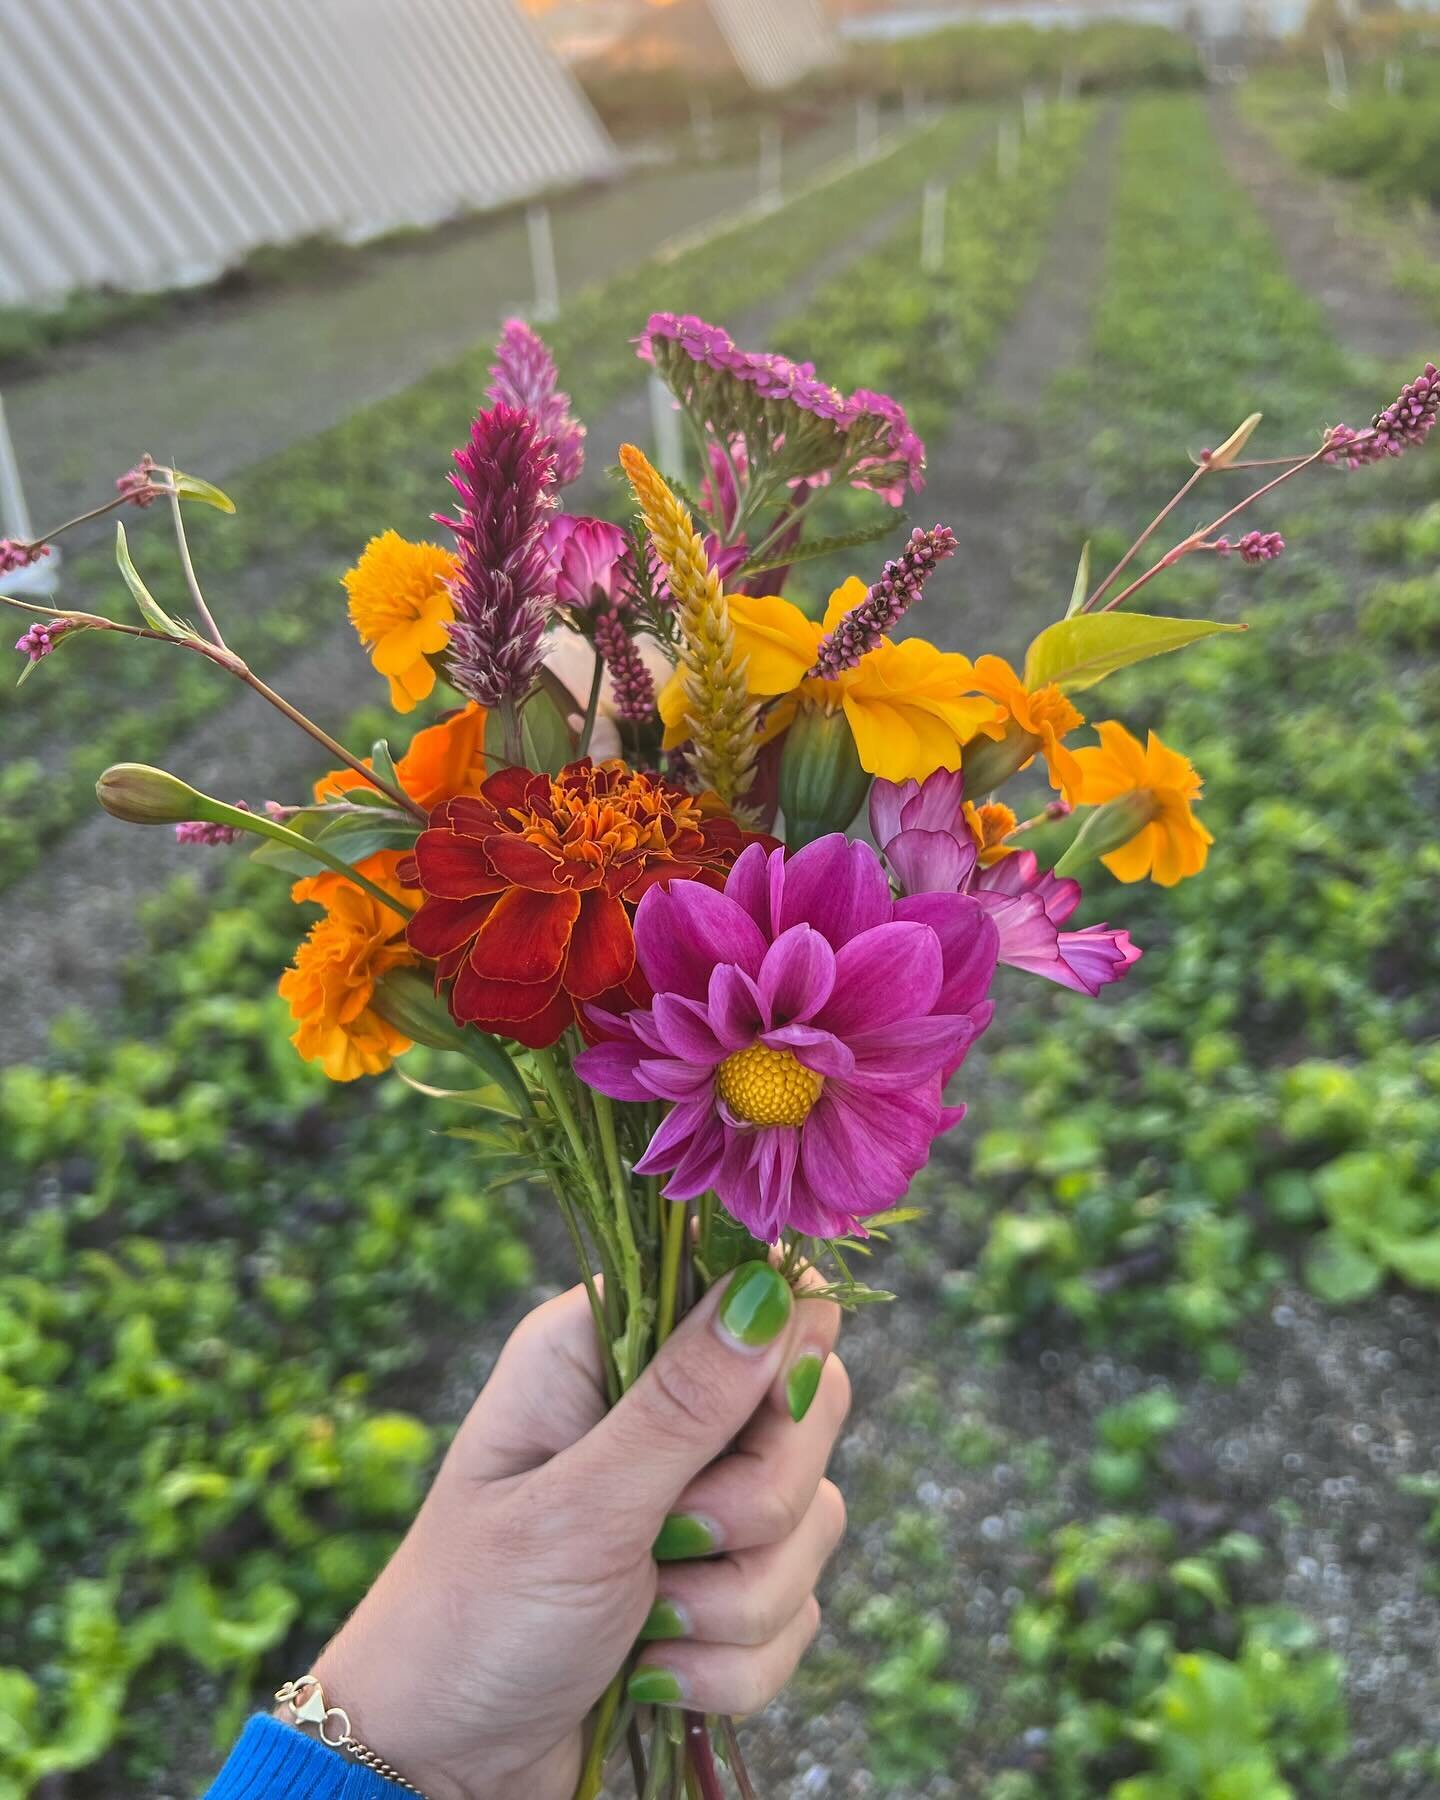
[313,811,418,863]
[738,515,903,579]
[1304,1230,1383,1305]
[1064,540,1091,618]
[116,523,188,638]
[172,471,237,513]
[370,738,400,790]
[1023,611,1245,693]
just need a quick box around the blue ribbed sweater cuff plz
[204,1715,413,1798]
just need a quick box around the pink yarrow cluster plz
[15,617,75,662]
[638,312,926,503]
[438,403,558,709]
[486,320,585,487]
[1326,363,1440,468]
[809,525,957,678]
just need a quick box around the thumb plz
[552,1261,794,1542]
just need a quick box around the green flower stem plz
[592,1090,649,1388]
[574,1671,625,1800]
[201,799,415,919]
[656,1197,688,1348]
[576,649,606,760]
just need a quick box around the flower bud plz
[97,763,213,825]
[370,968,471,1057]
[778,705,872,847]
[1203,412,1262,470]
[1053,791,1161,876]
[960,720,1042,797]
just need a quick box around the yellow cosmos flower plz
[1070,721,1213,887]
[343,530,457,714]
[661,578,1000,786]
[967,653,1086,800]
[279,881,417,1082]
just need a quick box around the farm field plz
[2,52,1438,1800]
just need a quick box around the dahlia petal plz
[886,826,976,897]
[843,1013,979,1084]
[759,924,836,1025]
[800,1088,911,1221]
[822,1080,940,1197]
[893,892,999,1012]
[867,775,916,849]
[938,1101,968,1133]
[662,1111,731,1200]
[973,890,1064,978]
[634,881,768,1001]
[652,993,731,1065]
[749,1127,801,1242]
[816,921,943,1035]
[776,834,892,949]
[708,962,769,1047]
[565,889,636,999]
[405,893,497,959]
[635,1098,709,1177]
[899,766,966,833]
[583,1004,642,1043]
[975,850,1083,926]
[573,1039,650,1102]
[761,1022,856,1077]
[1051,925,1143,996]
[412,830,506,901]
[466,885,580,983]
[637,1056,718,1101]
[725,841,773,934]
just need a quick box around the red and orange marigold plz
[403,759,763,1048]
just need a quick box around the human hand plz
[302,1260,848,1800]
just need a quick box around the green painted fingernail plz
[627,1667,685,1707]
[653,1513,717,1561]
[718,1261,792,1348]
[787,1352,824,1422]
[639,1599,687,1641]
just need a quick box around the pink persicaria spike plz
[808,525,958,679]
[592,607,656,722]
[175,802,251,846]
[1326,362,1440,468]
[486,319,585,487]
[1238,529,1283,564]
[15,617,74,662]
[117,454,160,508]
[1,539,49,575]
[438,403,558,710]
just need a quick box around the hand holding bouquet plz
[7,316,1435,1796]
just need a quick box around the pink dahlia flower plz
[870,770,1141,997]
[575,834,999,1242]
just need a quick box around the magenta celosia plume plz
[575,834,999,1242]
[870,770,1141,996]
[438,403,557,709]
[486,319,585,486]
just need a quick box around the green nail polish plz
[653,1513,717,1561]
[718,1260,793,1348]
[639,1599,687,1641]
[628,1667,685,1707]
[787,1352,824,1422]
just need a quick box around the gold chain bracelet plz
[275,1675,428,1797]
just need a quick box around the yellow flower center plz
[715,1045,824,1129]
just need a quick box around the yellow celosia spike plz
[618,444,760,815]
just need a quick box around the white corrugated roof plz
[0,0,619,308]
[708,0,843,89]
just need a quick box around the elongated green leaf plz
[172,471,237,513]
[738,515,903,579]
[1063,541,1090,618]
[370,738,401,790]
[1023,611,1245,694]
[116,523,188,637]
[314,811,418,862]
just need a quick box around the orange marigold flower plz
[963,800,1018,865]
[1071,721,1213,887]
[279,882,417,1081]
[404,759,764,1048]
[968,654,1085,800]
[343,530,457,714]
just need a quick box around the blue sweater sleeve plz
[204,1715,414,1799]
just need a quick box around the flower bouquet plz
[6,316,1436,1797]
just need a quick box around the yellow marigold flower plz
[1070,721,1213,887]
[343,530,457,714]
[619,444,759,812]
[279,881,418,1082]
[660,577,1000,786]
[968,653,1086,800]
[963,800,1018,865]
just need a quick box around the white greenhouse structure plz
[0,0,620,310]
